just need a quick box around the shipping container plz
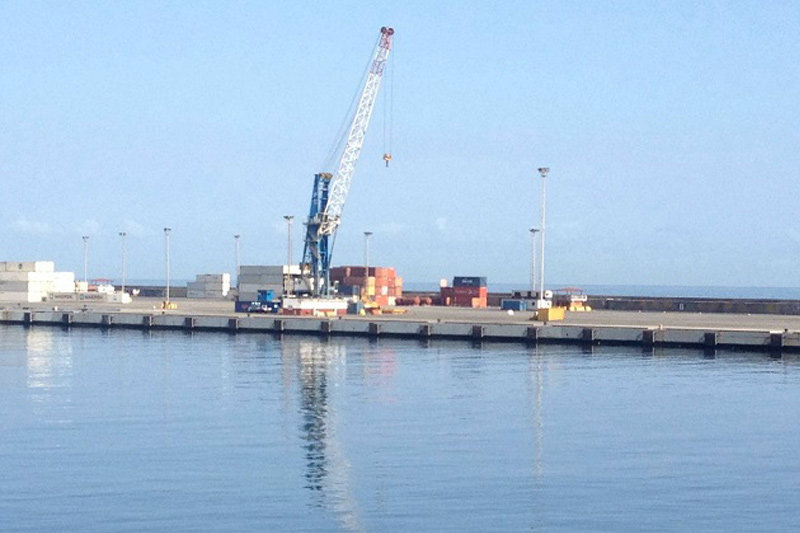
[501,299,528,311]
[453,276,487,288]
[257,290,275,302]
[0,261,55,273]
[347,301,364,314]
[238,264,300,276]
[471,297,487,308]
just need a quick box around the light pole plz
[283,216,294,296]
[234,234,240,283]
[283,216,294,267]
[537,167,549,308]
[529,227,540,297]
[164,227,171,304]
[119,232,127,294]
[82,235,89,283]
[364,231,373,276]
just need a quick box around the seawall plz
[3,308,799,353]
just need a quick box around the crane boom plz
[319,27,394,236]
[301,27,394,296]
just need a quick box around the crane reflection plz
[285,339,364,532]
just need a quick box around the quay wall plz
[2,309,799,353]
[587,296,800,315]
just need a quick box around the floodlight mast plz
[302,27,394,297]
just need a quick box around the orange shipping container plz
[471,297,487,308]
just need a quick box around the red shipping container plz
[452,287,481,296]
[330,267,351,280]
[348,266,367,277]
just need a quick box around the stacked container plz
[329,266,403,307]
[237,265,300,302]
[440,276,488,308]
[187,273,230,299]
[0,261,75,303]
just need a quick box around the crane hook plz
[383,153,392,167]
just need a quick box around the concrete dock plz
[3,297,800,353]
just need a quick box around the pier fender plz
[582,328,595,344]
[419,324,432,338]
[472,325,485,339]
[369,323,381,336]
[770,332,784,351]
[101,314,113,327]
[526,327,539,343]
[704,332,718,348]
[321,321,333,335]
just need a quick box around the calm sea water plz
[1,326,799,531]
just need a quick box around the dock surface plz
[3,298,800,352]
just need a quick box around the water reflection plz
[26,328,72,390]
[25,328,73,420]
[528,346,544,478]
[288,340,364,532]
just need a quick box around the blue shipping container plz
[453,276,487,288]
[500,299,528,311]
[234,300,256,313]
[257,290,275,302]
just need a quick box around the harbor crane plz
[301,26,394,297]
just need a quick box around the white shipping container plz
[0,281,57,292]
[187,291,227,299]
[282,297,348,311]
[52,271,75,282]
[52,280,76,293]
[0,261,55,273]
[237,283,283,293]
[0,291,45,303]
[238,265,300,276]
[0,281,29,291]
[107,292,132,304]
[237,275,285,285]
[195,273,230,283]
[77,293,106,301]
[48,293,78,301]
[0,271,53,282]
[188,280,229,289]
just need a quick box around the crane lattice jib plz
[318,27,394,237]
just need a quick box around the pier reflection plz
[286,339,363,532]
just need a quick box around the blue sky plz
[1,1,799,288]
